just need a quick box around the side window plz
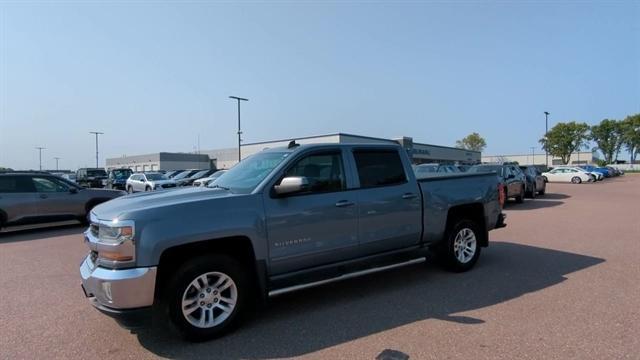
[0,176,35,193]
[353,150,407,188]
[32,177,69,193]
[283,152,345,193]
[503,167,511,177]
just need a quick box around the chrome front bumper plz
[80,255,157,309]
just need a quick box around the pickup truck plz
[80,143,506,341]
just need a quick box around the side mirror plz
[274,176,309,196]
[69,187,78,194]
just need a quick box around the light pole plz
[35,147,46,170]
[229,96,249,162]
[89,131,104,168]
[530,147,535,165]
[54,157,61,171]
[544,112,550,166]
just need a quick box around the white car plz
[542,167,593,184]
[126,172,177,193]
[192,170,227,187]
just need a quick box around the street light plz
[89,131,104,168]
[530,147,535,165]
[229,96,249,162]
[35,147,46,170]
[54,157,61,171]
[544,112,550,166]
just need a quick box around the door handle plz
[39,194,48,199]
[402,193,417,199]
[335,200,355,208]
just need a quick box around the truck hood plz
[91,187,235,221]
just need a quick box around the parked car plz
[62,173,77,183]
[76,168,108,188]
[519,166,546,197]
[579,165,607,180]
[413,163,460,178]
[125,172,177,193]
[193,170,227,187]
[171,170,200,184]
[80,143,506,340]
[176,169,217,187]
[552,166,600,182]
[106,168,133,190]
[468,164,526,203]
[164,170,184,178]
[541,167,592,184]
[0,171,124,230]
[606,166,623,176]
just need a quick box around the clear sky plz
[1,1,638,170]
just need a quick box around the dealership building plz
[106,133,481,171]
[481,151,596,166]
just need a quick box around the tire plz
[571,176,582,184]
[435,219,482,272]
[164,255,248,342]
[127,186,133,194]
[515,185,525,203]
[145,186,152,192]
[527,183,536,199]
[538,183,546,195]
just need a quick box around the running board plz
[268,257,426,297]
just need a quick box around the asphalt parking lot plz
[1,175,638,360]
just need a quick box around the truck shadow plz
[136,242,604,359]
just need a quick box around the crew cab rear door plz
[349,148,422,255]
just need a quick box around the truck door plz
[350,148,422,255]
[264,149,359,275]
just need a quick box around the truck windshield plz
[87,169,107,177]
[209,152,290,194]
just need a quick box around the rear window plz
[87,169,107,177]
[353,150,407,188]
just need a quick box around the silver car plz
[126,172,177,193]
[0,172,124,230]
[192,170,227,187]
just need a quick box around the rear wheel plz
[571,176,582,184]
[435,219,482,272]
[527,183,537,199]
[165,255,248,342]
[515,185,525,203]
[538,183,546,195]
[127,186,133,194]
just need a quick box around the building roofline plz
[243,132,480,153]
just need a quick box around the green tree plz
[455,132,487,152]
[621,113,640,164]
[590,119,624,163]
[539,121,590,165]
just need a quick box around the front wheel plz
[571,176,582,184]
[165,255,248,342]
[435,219,482,272]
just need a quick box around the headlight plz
[91,220,136,267]
[98,224,133,244]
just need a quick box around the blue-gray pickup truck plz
[80,142,506,341]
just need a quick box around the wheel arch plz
[445,203,488,247]
[155,236,266,305]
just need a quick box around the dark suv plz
[519,166,546,198]
[106,168,133,190]
[468,164,527,203]
[76,168,108,188]
[0,172,124,230]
